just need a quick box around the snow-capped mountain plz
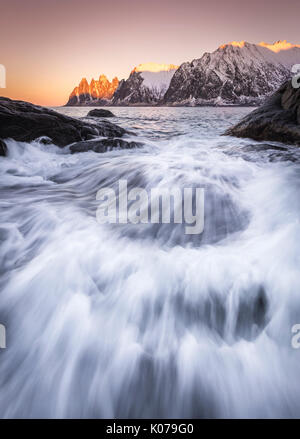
[162,40,300,106]
[65,41,300,107]
[66,75,119,106]
[112,63,178,105]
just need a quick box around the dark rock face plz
[112,73,155,105]
[0,97,126,147]
[224,81,300,145]
[66,95,79,106]
[162,42,295,106]
[70,138,141,154]
[0,139,7,156]
[112,69,175,106]
[281,82,300,125]
[87,109,115,118]
[71,65,177,106]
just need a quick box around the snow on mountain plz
[163,41,300,106]
[112,63,178,105]
[65,41,300,107]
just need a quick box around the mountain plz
[112,63,179,105]
[66,75,119,106]
[65,41,300,107]
[162,40,300,106]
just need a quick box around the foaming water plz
[1,107,300,418]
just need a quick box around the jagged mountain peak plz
[66,75,119,106]
[112,63,178,105]
[79,77,88,83]
[66,40,300,107]
[98,74,109,82]
[163,40,300,106]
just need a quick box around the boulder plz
[224,81,300,145]
[0,97,127,147]
[87,109,115,118]
[0,139,7,156]
[70,138,141,154]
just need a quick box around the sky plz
[0,0,299,106]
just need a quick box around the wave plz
[1,107,300,418]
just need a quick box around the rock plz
[112,64,178,106]
[66,75,119,106]
[0,139,7,156]
[163,41,300,106]
[87,109,115,118]
[224,81,300,145]
[70,138,141,154]
[242,143,288,152]
[281,82,300,112]
[0,97,127,147]
[112,74,152,105]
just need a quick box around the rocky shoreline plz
[2,81,300,161]
[0,97,139,156]
[225,80,300,145]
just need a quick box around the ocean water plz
[1,106,300,418]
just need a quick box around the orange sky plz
[0,0,299,106]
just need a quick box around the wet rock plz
[224,81,300,145]
[0,97,127,147]
[70,138,141,154]
[242,143,288,152]
[0,139,7,156]
[87,109,115,118]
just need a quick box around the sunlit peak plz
[259,40,300,52]
[219,41,246,49]
[132,63,179,73]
